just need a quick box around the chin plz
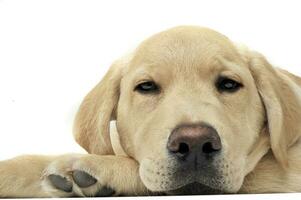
[166,182,226,195]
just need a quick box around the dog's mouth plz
[167,182,224,195]
[140,157,237,194]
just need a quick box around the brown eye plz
[216,77,242,93]
[135,81,159,94]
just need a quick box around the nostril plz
[202,142,220,154]
[178,142,190,155]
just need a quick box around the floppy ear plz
[73,57,129,155]
[244,49,301,168]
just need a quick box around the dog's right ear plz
[73,56,130,155]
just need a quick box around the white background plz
[0,0,301,199]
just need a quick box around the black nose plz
[167,123,222,159]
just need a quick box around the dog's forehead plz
[129,26,241,74]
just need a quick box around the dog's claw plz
[95,186,115,197]
[48,174,73,192]
[72,170,97,188]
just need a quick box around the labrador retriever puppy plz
[1,26,301,197]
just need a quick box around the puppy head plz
[73,26,301,194]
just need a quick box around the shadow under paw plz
[95,186,115,197]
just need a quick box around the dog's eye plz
[216,77,242,93]
[135,81,159,94]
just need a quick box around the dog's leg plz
[0,154,150,197]
[0,155,57,197]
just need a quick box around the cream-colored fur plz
[1,26,301,197]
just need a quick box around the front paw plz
[41,155,116,197]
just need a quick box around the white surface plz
[129,193,301,199]
[0,0,301,198]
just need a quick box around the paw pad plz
[48,174,73,192]
[72,170,98,188]
[47,170,115,196]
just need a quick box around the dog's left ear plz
[241,48,301,168]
